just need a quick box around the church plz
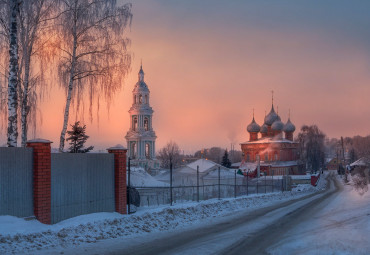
[240,97,304,175]
[125,66,159,168]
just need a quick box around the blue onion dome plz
[264,105,279,125]
[283,118,296,132]
[260,123,268,134]
[247,117,261,133]
[271,119,284,131]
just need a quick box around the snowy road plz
[64,173,339,255]
[23,172,370,255]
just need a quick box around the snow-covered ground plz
[268,174,370,255]
[0,175,327,255]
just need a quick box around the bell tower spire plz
[138,61,144,82]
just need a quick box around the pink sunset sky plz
[15,0,370,153]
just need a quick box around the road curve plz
[222,173,340,255]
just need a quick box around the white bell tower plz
[125,65,157,162]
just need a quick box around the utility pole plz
[170,156,173,206]
[128,157,131,214]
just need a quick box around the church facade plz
[240,100,304,175]
[125,66,158,168]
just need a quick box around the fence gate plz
[0,148,33,217]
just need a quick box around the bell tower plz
[125,65,157,162]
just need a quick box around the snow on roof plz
[350,157,370,167]
[231,162,241,167]
[239,162,257,172]
[240,137,297,145]
[128,167,169,187]
[186,158,220,172]
[261,160,300,167]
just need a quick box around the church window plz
[145,143,150,159]
[133,116,138,131]
[264,152,268,161]
[139,95,143,103]
[131,143,137,159]
[246,153,250,162]
[145,95,148,104]
[134,95,136,104]
[144,117,149,131]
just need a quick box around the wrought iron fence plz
[129,173,292,208]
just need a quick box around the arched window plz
[145,95,148,104]
[274,152,278,161]
[139,95,143,103]
[134,95,136,104]
[131,143,136,159]
[246,153,250,162]
[264,152,268,161]
[144,117,149,131]
[133,116,138,131]
[145,143,150,159]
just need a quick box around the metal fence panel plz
[133,177,289,207]
[0,147,33,217]
[51,153,115,223]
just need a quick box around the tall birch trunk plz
[7,0,19,147]
[59,12,77,152]
[21,52,31,147]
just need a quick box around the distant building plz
[326,158,345,170]
[125,65,159,168]
[240,97,304,175]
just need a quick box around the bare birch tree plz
[55,0,132,152]
[6,0,19,147]
[0,0,55,146]
[17,0,55,146]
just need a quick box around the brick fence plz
[0,139,128,224]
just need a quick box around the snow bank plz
[0,183,326,255]
[292,172,327,192]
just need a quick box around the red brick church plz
[240,99,304,176]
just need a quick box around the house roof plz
[350,157,370,167]
[186,158,221,173]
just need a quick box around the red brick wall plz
[249,132,258,141]
[26,140,52,224]
[285,132,293,141]
[108,148,127,214]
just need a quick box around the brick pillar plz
[26,139,52,224]
[107,145,127,214]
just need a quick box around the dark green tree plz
[221,149,232,168]
[66,121,94,153]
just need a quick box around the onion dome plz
[283,118,296,133]
[247,117,261,133]
[271,119,284,131]
[260,123,268,134]
[264,105,279,125]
